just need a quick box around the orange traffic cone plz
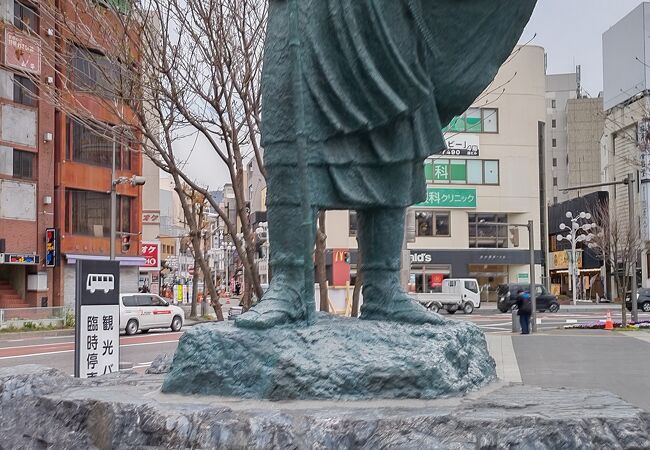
[605,310,614,330]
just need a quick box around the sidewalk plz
[491,328,650,412]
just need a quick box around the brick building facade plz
[0,0,143,308]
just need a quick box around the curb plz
[0,329,75,340]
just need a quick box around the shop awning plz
[65,254,146,266]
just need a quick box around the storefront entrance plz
[468,264,508,302]
[410,265,451,293]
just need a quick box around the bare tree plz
[20,0,269,309]
[589,200,641,326]
[18,0,338,315]
[315,211,329,312]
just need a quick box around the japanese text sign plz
[140,241,160,271]
[418,188,477,209]
[75,260,120,379]
[4,29,41,75]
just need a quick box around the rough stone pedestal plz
[1,365,650,449]
[162,314,496,400]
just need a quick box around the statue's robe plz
[262,0,537,208]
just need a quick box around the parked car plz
[120,294,185,335]
[497,283,560,313]
[626,288,650,312]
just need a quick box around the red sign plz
[140,241,160,271]
[430,273,445,288]
[4,29,41,75]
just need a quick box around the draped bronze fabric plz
[262,0,537,208]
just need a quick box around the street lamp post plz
[255,222,269,287]
[221,243,234,293]
[109,125,145,260]
[557,211,595,305]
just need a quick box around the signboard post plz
[74,260,120,379]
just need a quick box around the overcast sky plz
[177,0,645,189]
[523,0,642,96]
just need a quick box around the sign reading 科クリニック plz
[442,133,480,156]
[418,188,477,209]
[75,260,120,379]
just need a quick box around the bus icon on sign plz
[86,274,115,294]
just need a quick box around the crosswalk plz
[445,311,650,333]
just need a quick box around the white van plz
[86,274,115,294]
[120,294,185,335]
[413,278,481,314]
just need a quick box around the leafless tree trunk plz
[589,200,640,326]
[315,211,329,312]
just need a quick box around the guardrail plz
[0,306,72,329]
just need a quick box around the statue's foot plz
[359,285,446,325]
[235,281,307,329]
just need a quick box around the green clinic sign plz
[419,188,477,208]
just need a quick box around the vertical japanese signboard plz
[75,260,120,378]
[45,228,57,268]
[140,241,161,271]
[639,119,650,241]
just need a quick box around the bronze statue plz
[237,0,537,329]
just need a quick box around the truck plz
[412,278,481,314]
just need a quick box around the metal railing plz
[0,306,71,329]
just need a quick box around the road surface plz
[0,330,182,374]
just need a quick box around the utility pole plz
[628,173,639,323]
[528,220,537,332]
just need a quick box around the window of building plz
[552,138,557,148]
[427,159,499,185]
[12,149,34,179]
[552,158,557,167]
[551,99,556,109]
[66,189,132,237]
[443,108,499,133]
[553,177,558,187]
[551,119,557,128]
[349,210,357,237]
[13,75,37,107]
[70,45,124,97]
[415,211,450,237]
[14,0,38,33]
[66,118,132,169]
[468,213,508,248]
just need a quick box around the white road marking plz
[0,340,180,360]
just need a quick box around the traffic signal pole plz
[110,137,117,260]
[481,221,537,333]
[528,220,537,332]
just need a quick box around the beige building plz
[545,72,578,205]
[322,45,547,300]
[565,97,605,197]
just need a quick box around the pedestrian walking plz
[516,289,532,334]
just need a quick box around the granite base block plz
[1,365,649,449]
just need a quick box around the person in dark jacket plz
[516,289,532,334]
